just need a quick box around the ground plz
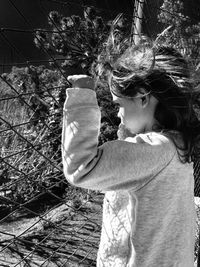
[0,194,103,267]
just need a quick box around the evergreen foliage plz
[34,6,124,143]
[158,0,200,66]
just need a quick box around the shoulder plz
[100,131,176,163]
[124,131,177,162]
[125,131,175,147]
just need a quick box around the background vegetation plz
[0,6,122,217]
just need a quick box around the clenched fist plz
[67,75,95,90]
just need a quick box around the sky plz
[0,1,44,65]
[0,0,77,72]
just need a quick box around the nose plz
[117,106,123,118]
[117,110,121,119]
[117,110,124,125]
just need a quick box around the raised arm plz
[62,78,176,192]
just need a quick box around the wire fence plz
[0,0,200,266]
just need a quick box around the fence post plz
[133,0,145,45]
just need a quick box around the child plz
[61,32,199,266]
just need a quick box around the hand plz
[67,75,95,90]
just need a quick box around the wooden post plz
[133,0,145,45]
[197,233,200,267]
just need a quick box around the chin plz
[117,124,137,140]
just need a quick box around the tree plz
[34,6,130,143]
[157,0,200,66]
[34,7,111,74]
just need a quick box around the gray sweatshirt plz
[62,88,195,267]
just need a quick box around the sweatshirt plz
[61,88,195,267]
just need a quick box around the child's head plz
[111,87,158,135]
[108,45,192,134]
[93,29,200,163]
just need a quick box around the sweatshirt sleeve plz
[61,88,176,192]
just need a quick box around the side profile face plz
[112,91,159,135]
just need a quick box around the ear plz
[136,88,149,108]
[140,94,150,108]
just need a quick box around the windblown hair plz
[92,22,200,163]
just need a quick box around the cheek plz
[124,107,141,125]
[123,106,134,120]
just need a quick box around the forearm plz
[61,88,101,186]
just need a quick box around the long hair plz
[92,23,200,163]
